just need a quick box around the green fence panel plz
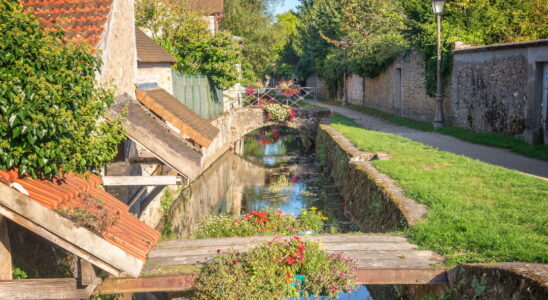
[172,71,224,119]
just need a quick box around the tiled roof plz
[136,87,220,147]
[20,0,113,46]
[0,169,160,261]
[136,28,177,64]
[111,95,203,180]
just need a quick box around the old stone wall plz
[316,125,427,232]
[451,43,548,139]
[360,50,442,123]
[97,0,137,97]
[347,74,364,105]
[136,62,174,94]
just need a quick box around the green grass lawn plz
[330,114,548,265]
[318,99,548,161]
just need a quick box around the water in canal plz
[164,126,397,299]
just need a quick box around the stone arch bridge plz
[200,107,331,172]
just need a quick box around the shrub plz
[264,104,296,122]
[0,0,124,178]
[194,209,327,238]
[194,237,357,299]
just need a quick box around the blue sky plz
[274,0,300,15]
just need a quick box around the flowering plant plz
[194,237,357,299]
[194,208,327,239]
[264,104,296,122]
[277,80,300,97]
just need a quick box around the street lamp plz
[432,0,446,128]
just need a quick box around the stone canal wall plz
[316,124,427,232]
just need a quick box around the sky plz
[274,0,300,15]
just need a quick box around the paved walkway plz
[307,100,548,179]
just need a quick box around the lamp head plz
[432,0,446,15]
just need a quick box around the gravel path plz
[307,100,548,179]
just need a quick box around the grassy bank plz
[330,114,548,265]
[319,99,548,162]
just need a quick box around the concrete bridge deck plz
[96,234,447,295]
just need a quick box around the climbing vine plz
[0,0,125,178]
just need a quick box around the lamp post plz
[432,0,446,128]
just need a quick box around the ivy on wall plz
[0,0,125,178]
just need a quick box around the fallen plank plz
[96,268,448,294]
[0,278,96,299]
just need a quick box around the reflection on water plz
[164,126,379,299]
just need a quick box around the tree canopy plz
[136,0,243,88]
[0,0,125,178]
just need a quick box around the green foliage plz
[0,0,125,178]
[220,0,284,82]
[12,267,27,279]
[330,114,548,265]
[194,237,356,299]
[400,0,548,96]
[264,104,294,122]
[194,209,328,239]
[136,0,242,88]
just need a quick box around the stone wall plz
[451,40,548,142]
[316,125,427,232]
[202,108,330,171]
[97,0,137,97]
[347,74,363,105]
[136,62,174,94]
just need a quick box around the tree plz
[136,0,242,88]
[220,0,283,83]
[0,0,125,178]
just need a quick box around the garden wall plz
[316,124,427,232]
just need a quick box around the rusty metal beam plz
[95,269,447,295]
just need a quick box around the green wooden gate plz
[172,71,224,119]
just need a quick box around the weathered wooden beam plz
[102,176,184,186]
[0,217,11,280]
[80,259,102,286]
[355,269,448,285]
[0,278,96,299]
[128,156,163,164]
[0,184,145,277]
[95,275,196,294]
[95,268,448,295]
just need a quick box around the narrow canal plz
[163,126,400,299]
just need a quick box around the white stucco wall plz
[136,62,174,94]
[97,0,137,97]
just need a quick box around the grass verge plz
[330,113,548,265]
[318,99,548,161]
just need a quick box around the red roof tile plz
[0,169,160,261]
[20,0,113,47]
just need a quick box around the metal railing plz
[244,87,318,107]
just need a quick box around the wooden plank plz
[0,185,145,277]
[145,250,440,269]
[80,259,102,286]
[149,242,418,258]
[0,278,96,299]
[102,176,184,186]
[96,268,448,294]
[128,156,163,164]
[96,275,196,295]
[155,234,410,249]
[0,217,11,280]
[355,269,448,285]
